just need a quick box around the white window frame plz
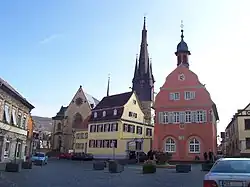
[94,112,97,118]
[113,109,117,116]
[189,138,200,153]
[196,110,207,123]
[102,111,106,117]
[165,138,176,152]
[12,108,17,126]
[169,92,180,101]
[4,104,10,124]
[22,115,27,129]
[16,142,21,158]
[185,111,191,123]
[163,112,168,124]
[173,112,180,123]
[4,140,10,158]
[184,91,195,100]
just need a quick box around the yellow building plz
[88,91,154,159]
[225,103,250,157]
[73,116,89,153]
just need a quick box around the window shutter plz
[191,91,195,99]
[180,112,185,123]
[191,111,196,123]
[203,110,207,122]
[169,93,174,100]
[158,112,163,124]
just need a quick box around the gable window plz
[133,100,136,105]
[189,138,200,153]
[173,112,180,123]
[169,92,180,101]
[129,112,133,117]
[102,111,106,117]
[4,104,10,124]
[185,111,191,123]
[113,109,117,116]
[184,91,195,100]
[165,138,176,152]
[245,119,250,130]
[94,112,97,118]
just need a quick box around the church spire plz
[175,20,191,68]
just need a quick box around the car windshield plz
[34,153,45,157]
[211,159,250,173]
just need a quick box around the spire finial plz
[107,74,110,96]
[143,13,147,30]
[180,20,184,39]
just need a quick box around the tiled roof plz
[52,106,68,120]
[89,107,124,123]
[73,115,90,130]
[93,92,132,110]
[0,77,34,110]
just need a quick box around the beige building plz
[52,85,99,153]
[88,91,154,159]
[0,78,34,162]
[225,103,250,157]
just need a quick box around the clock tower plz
[132,17,155,125]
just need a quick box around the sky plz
[0,0,250,134]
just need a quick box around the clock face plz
[178,74,185,81]
[75,97,83,106]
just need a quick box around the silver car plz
[204,158,250,187]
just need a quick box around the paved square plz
[0,160,206,187]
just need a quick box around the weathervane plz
[180,20,184,30]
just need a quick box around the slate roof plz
[93,92,133,110]
[73,115,90,130]
[84,92,99,109]
[52,106,68,120]
[89,92,133,123]
[0,77,34,110]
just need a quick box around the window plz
[111,123,118,131]
[103,140,110,148]
[123,124,128,132]
[165,138,176,152]
[113,109,117,116]
[169,92,180,101]
[128,125,135,133]
[4,104,10,124]
[96,140,102,148]
[12,108,17,126]
[4,141,10,158]
[189,138,200,153]
[146,128,152,136]
[196,110,207,123]
[136,126,142,134]
[104,123,110,132]
[129,112,133,117]
[57,123,62,131]
[89,140,96,148]
[85,133,88,139]
[97,124,103,132]
[94,112,97,118]
[22,115,27,129]
[133,113,137,118]
[163,112,168,124]
[17,112,22,127]
[245,119,250,130]
[184,91,195,100]
[185,111,191,123]
[90,125,96,132]
[102,111,106,117]
[133,100,136,105]
[173,112,180,123]
[110,140,117,148]
[246,138,250,149]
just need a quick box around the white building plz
[0,78,34,162]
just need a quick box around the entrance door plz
[0,138,3,162]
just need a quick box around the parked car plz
[71,153,94,161]
[136,151,148,162]
[58,153,72,160]
[204,158,250,187]
[31,152,48,165]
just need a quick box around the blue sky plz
[1,0,250,133]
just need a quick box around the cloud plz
[39,34,63,44]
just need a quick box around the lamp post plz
[111,141,115,160]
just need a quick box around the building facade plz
[132,17,155,126]
[0,78,34,162]
[153,29,219,161]
[52,85,99,153]
[225,103,250,157]
[88,91,154,159]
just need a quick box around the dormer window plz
[113,109,117,116]
[94,112,97,118]
[102,111,106,117]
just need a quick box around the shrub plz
[143,162,156,174]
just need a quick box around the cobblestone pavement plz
[0,160,206,187]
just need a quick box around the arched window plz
[165,138,176,152]
[73,113,83,127]
[102,111,106,117]
[189,138,200,153]
[113,109,117,116]
[94,112,97,118]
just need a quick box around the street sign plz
[110,141,115,148]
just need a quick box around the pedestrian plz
[203,152,208,161]
[208,149,214,162]
[147,150,153,160]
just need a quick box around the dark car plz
[72,153,94,161]
[84,153,94,161]
[136,151,148,162]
